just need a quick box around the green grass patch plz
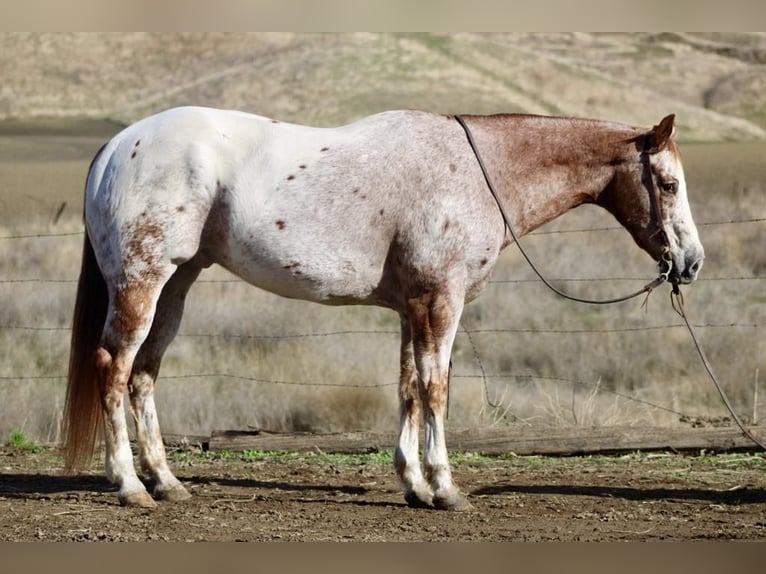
[6,430,45,453]
[168,449,766,472]
[171,449,393,465]
[171,449,504,466]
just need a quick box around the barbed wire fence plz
[0,217,763,440]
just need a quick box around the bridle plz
[454,114,674,305]
[641,133,674,285]
[455,114,766,451]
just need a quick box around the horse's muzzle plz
[673,249,704,285]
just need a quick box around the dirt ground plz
[1,446,765,542]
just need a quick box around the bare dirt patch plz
[1,446,764,541]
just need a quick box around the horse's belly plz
[215,237,386,305]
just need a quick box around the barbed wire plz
[0,370,691,419]
[450,373,691,418]
[1,275,764,286]
[0,321,761,336]
[487,276,765,284]
[0,230,83,240]
[528,216,764,235]
[0,218,761,432]
[1,216,762,241]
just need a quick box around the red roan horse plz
[62,107,704,509]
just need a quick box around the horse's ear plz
[647,114,676,153]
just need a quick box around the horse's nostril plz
[690,260,700,274]
[685,257,703,280]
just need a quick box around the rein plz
[454,114,668,305]
[670,286,766,450]
[455,115,766,451]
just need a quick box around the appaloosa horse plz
[62,107,704,509]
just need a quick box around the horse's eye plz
[659,180,678,194]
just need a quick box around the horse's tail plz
[61,144,109,474]
[61,230,108,473]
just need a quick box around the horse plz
[62,106,704,510]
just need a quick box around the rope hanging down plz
[670,286,766,450]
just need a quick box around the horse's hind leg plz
[128,262,202,502]
[98,275,174,508]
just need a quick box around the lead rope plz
[455,115,765,451]
[670,286,766,450]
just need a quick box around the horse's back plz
[84,107,500,307]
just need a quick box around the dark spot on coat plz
[271,119,280,123]
[134,140,140,147]
[131,151,137,158]
[480,258,488,266]
[320,147,329,152]
[299,164,307,169]
[443,219,450,232]
[275,220,286,230]
[176,205,186,213]
[449,163,457,173]
[287,175,295,181]
[283,261,301,269]
[352,188,359,194]
[379,209,385,216]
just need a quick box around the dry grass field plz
[0,33,764,444]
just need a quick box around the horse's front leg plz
[394,315,434,508]
[407,288,472,511]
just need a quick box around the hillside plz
[1,32,765,141]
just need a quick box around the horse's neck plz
[467,114,637,238]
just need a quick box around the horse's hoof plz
[118,490,158,508]
[433,489,472,511]
[155,483,192,502]
[404,488,434,509]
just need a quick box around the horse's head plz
[600,115,704,285]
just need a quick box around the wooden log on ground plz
[208,426,766,456]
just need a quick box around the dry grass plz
[1,139,763,443]
[0,32,764,443]
[1,33,765,140]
